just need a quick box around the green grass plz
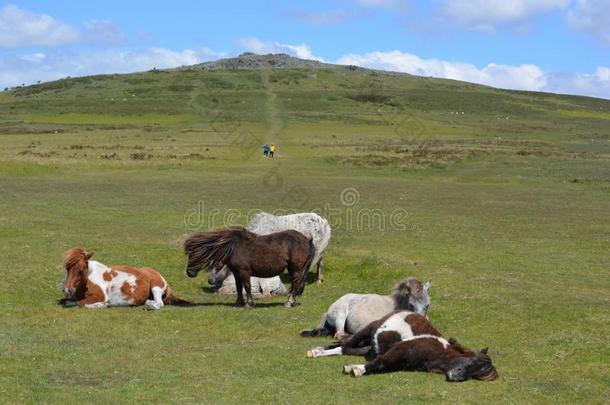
[0,66,609,404]
[22,113,201,125]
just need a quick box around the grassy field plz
[0,65,609,404]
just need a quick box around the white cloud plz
[545,67,610,98]
[0,4,80,49]
[337,50,547,91]
[337,49,610,98]
[566,0,610,45]
[438,0,570,32]
[0,47,225,89]
[236,37,325,61]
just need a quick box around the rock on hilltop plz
[178,52,360,71]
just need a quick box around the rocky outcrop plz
[178,52,362,71]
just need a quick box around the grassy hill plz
[0,54,608,403]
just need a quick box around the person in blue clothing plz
[263,144,270,157]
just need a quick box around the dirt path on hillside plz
[260,70,285,154]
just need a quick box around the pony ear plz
[480,347,489,354]
[84,251,94,260]
[424,279,432,291]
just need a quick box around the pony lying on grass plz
[208,266,287,297]
[300,277,431,340]
[60,247,190,309]
[307,310,498,382]
[184,227,316,307]
[207,212,331,293]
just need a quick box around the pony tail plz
[163,287,194,307]
[295,239,316,295]
[300,312,332,337]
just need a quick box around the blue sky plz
[1,0,610,98]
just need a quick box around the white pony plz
[300,277,431,340]
[208,268,287,297]
[208,212,332,295]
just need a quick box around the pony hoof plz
[244,302,255,308]
[343,365,353,374]
[351,368,363,378]
[234,302,245,307]
[306,350,314,358]
[144,300,161,310]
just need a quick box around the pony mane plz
[476,355,498,381]
[184,227,253,272]
[391,277,423,308]
[63,247,89,269]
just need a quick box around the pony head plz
[208,266,230,287]
[183,228,250,278]
[392,277,432,316]
[445,347,498,382]
[62,247,93,299]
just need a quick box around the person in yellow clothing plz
[269,144,276,158]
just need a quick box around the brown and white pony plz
[307,310,498,382]
[60,247,189,309]
[184,227,316,308]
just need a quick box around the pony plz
[184,227,316,307]
[208,266,287,297]
[306,310,498,382]
[60,247,189,310]
[207,212,331,291]
[300,277,431,340]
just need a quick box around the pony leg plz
[285,264,303,307]
[83,302,108,308]
[307,344,370,358]
[144,286,165,310]
[316,257,324,284]
[79,294,108,308]
[350,345,410,377]
[332,313,349,341]
[307,346,342,358]
[285,293,297,308]
[343,364,367,377]
[240,271,255,307]
[232,270,245,307]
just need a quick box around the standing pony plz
[184,227,316,307]
[60,247,189,310]
[208,267,287,297]
[300,277,431,340]
[208,212,331,290]
[307,310,498,382]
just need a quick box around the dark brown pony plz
[307,311,498,382]
[184,227,316,307]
